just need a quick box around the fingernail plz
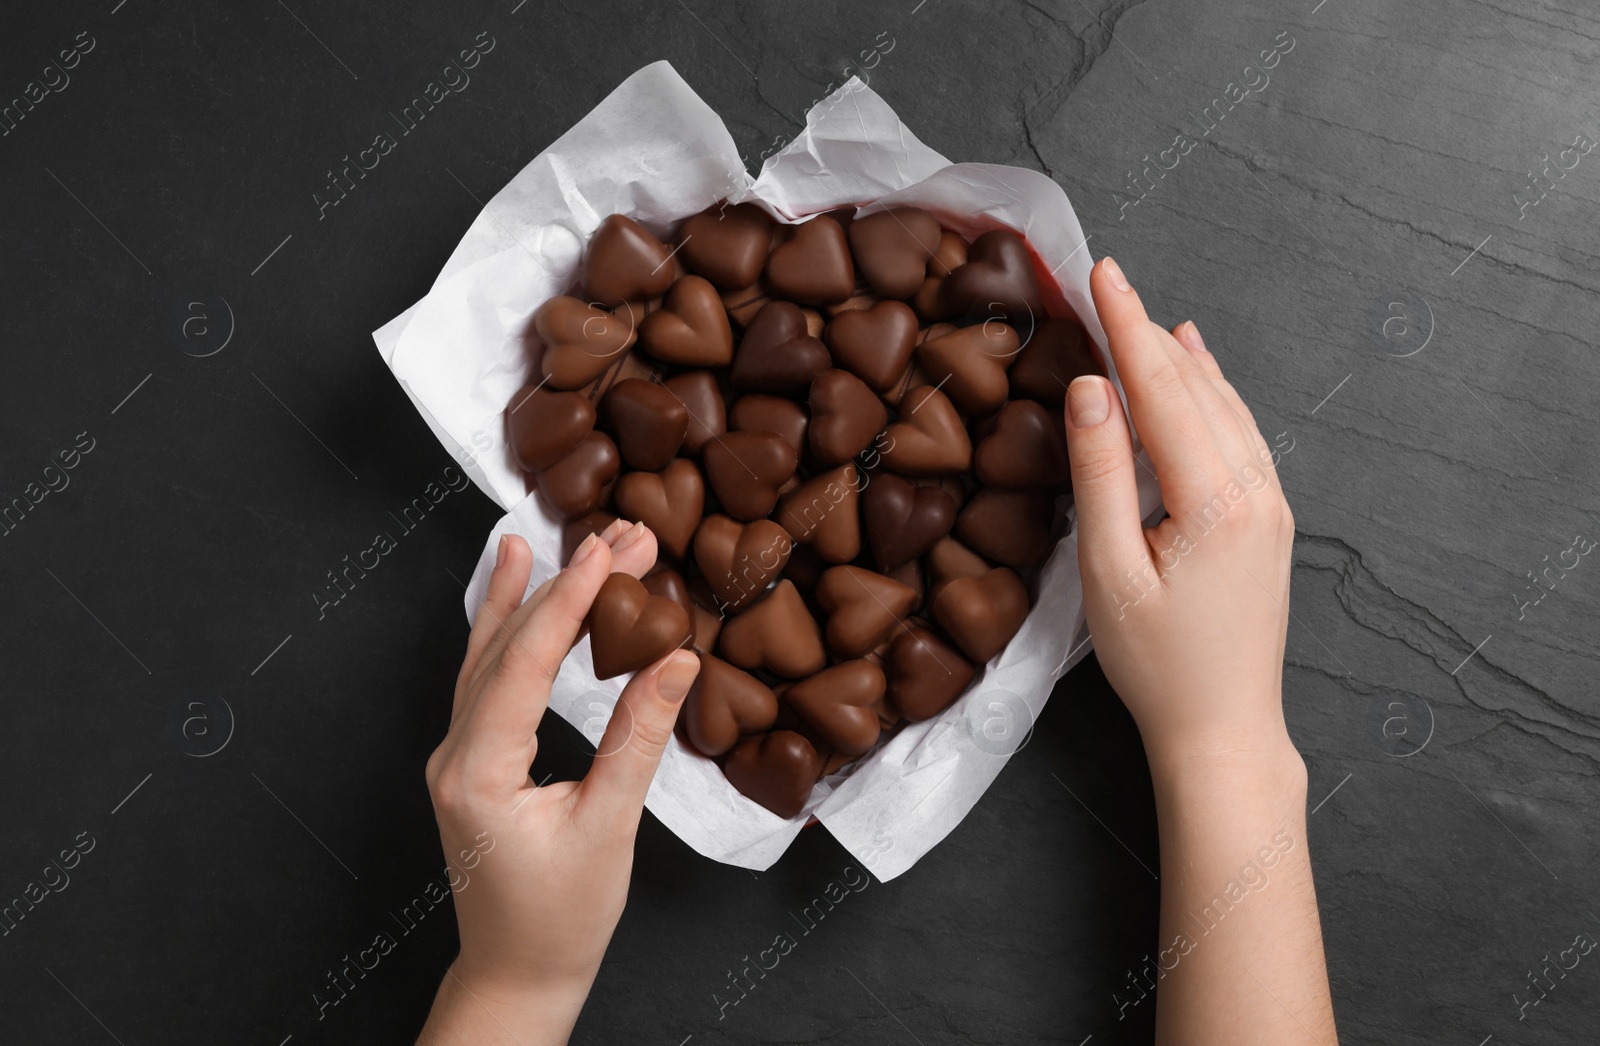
[612,520,647,552]
[1067,376,1111,428]
[600,518,629,543]
[1102,256,1131,292]
[655,651,700,702]
[571,533,600,566]
[494,535,508,570]
[1177,321,1208,354]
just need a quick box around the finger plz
[606,520,661,579]
[455,535,536,721]
[1064,375,1155,586]
[576,648,700,831]
[1171,322,1280,490]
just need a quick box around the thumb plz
[578,648,700,831]
[1064,375,1153,589]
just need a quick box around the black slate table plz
[2,2,1596,1043]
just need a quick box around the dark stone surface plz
[1,0,1596,1043]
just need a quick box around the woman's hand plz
[418,520,701,1046]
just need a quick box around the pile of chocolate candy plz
[506,204,1104,818]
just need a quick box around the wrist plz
[432,956,593,1045]
[1143,725,1306,799]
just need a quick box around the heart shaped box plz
[374,62,1161,880]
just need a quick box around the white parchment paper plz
[373,61,1160,880]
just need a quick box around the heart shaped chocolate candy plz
[784,660,885,756]
[815,566,918,659]
[974,400,1070,488]
[723,729,821,818]
[638,275,735,366]
[931,567,1029,664]
[861,473,956,572]
[776,463,862,563]
[587,572,693,679]
[956,488,1054,568]
[927,535,991,587]
[581,214,675,307]
[809,369,888,467]
[678,202,773,290]
[878,387,972,476]
[693,514,793,612]
[535,296,638,389]
[1009,316,1104,404]
[731,301,831,396]
[912,231,970,322]
[729,394,809,455]
[683,652,778,756]
[613,458,704,560]
[848,208,943,298]
[506,385,595,472]
[886,628,975,722]
[824,300,918,393]
[603,378,688,471]
[662,371,726,457]
[717,580,827,678]
[915,323,1020,417]
[765,214,855,304]
[703,431,797,521]
[939,228,1043,323]
[535,431,620,519]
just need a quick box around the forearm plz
[1146,732,1337,1046]
[416,961,589,1046]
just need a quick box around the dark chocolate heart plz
[587,572,692,679]
[815,566,918,659]
[603,378,688,471]
[662,371,726,457]
[535,296,638,389]
[861,473,956,572]
[506,385,595,472]
[939,228,1043,324]
[878,386,972,475]
[683,652,778,756]
[848,208,943,298]
[638,275,734,366]
[776,463,862,563]
[693,514,793,612]
[808,369,888,467]
[784,661,885,756]
[677,202,773,290]
[956,488,1054,568]
[730,301,831,396]
[702,430,797,521]
[717,580,827,678]
[1009,316,1104,404]
[915,323,1020,416]
[535,431,620,519]
[974,399,1070,488]
[723,729,820,818]
[886,628,975,722]
[823,300,919,393]
[931,567,1029,664]
[613,458,704,560]
[581,214,675,307]
[764,214,855,304]
[728,394,809,455]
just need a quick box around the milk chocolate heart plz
[718,580,827,678]
[1009,316,1104,404]
[823,300,918,393]
[721,279,773,328]
[638,275,735,366]
[848,208,943,298]
[886,628,975,722]
[927,536,990,587]
[861,473,956,572]
[931,567,1029,664]
[956,488,1054,568]
[728,394,808,454]
[535,296,638,389]
[809,369,887,467]
[939,228,1043,323]
[535,431,620,519]
[912,231,970,321]
[662,371,725,457]
[613,458,704,560]
[678,202,773,290]
[815,566,918,659]
[730,301,831,396]
[784,661,885,756]
[693,514,793,612]
[581,214,675,307]
[603,378,688,471]
[506,385,595,472]
[974,400,1070,488]
[765,214,855,304]
[878,387,972,475]
[776,463,862,563]
[683,652,778,756]
[723,730,820,818]
[915,323,1020,416]
[702,431,797,521]
[587,572,692,679]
